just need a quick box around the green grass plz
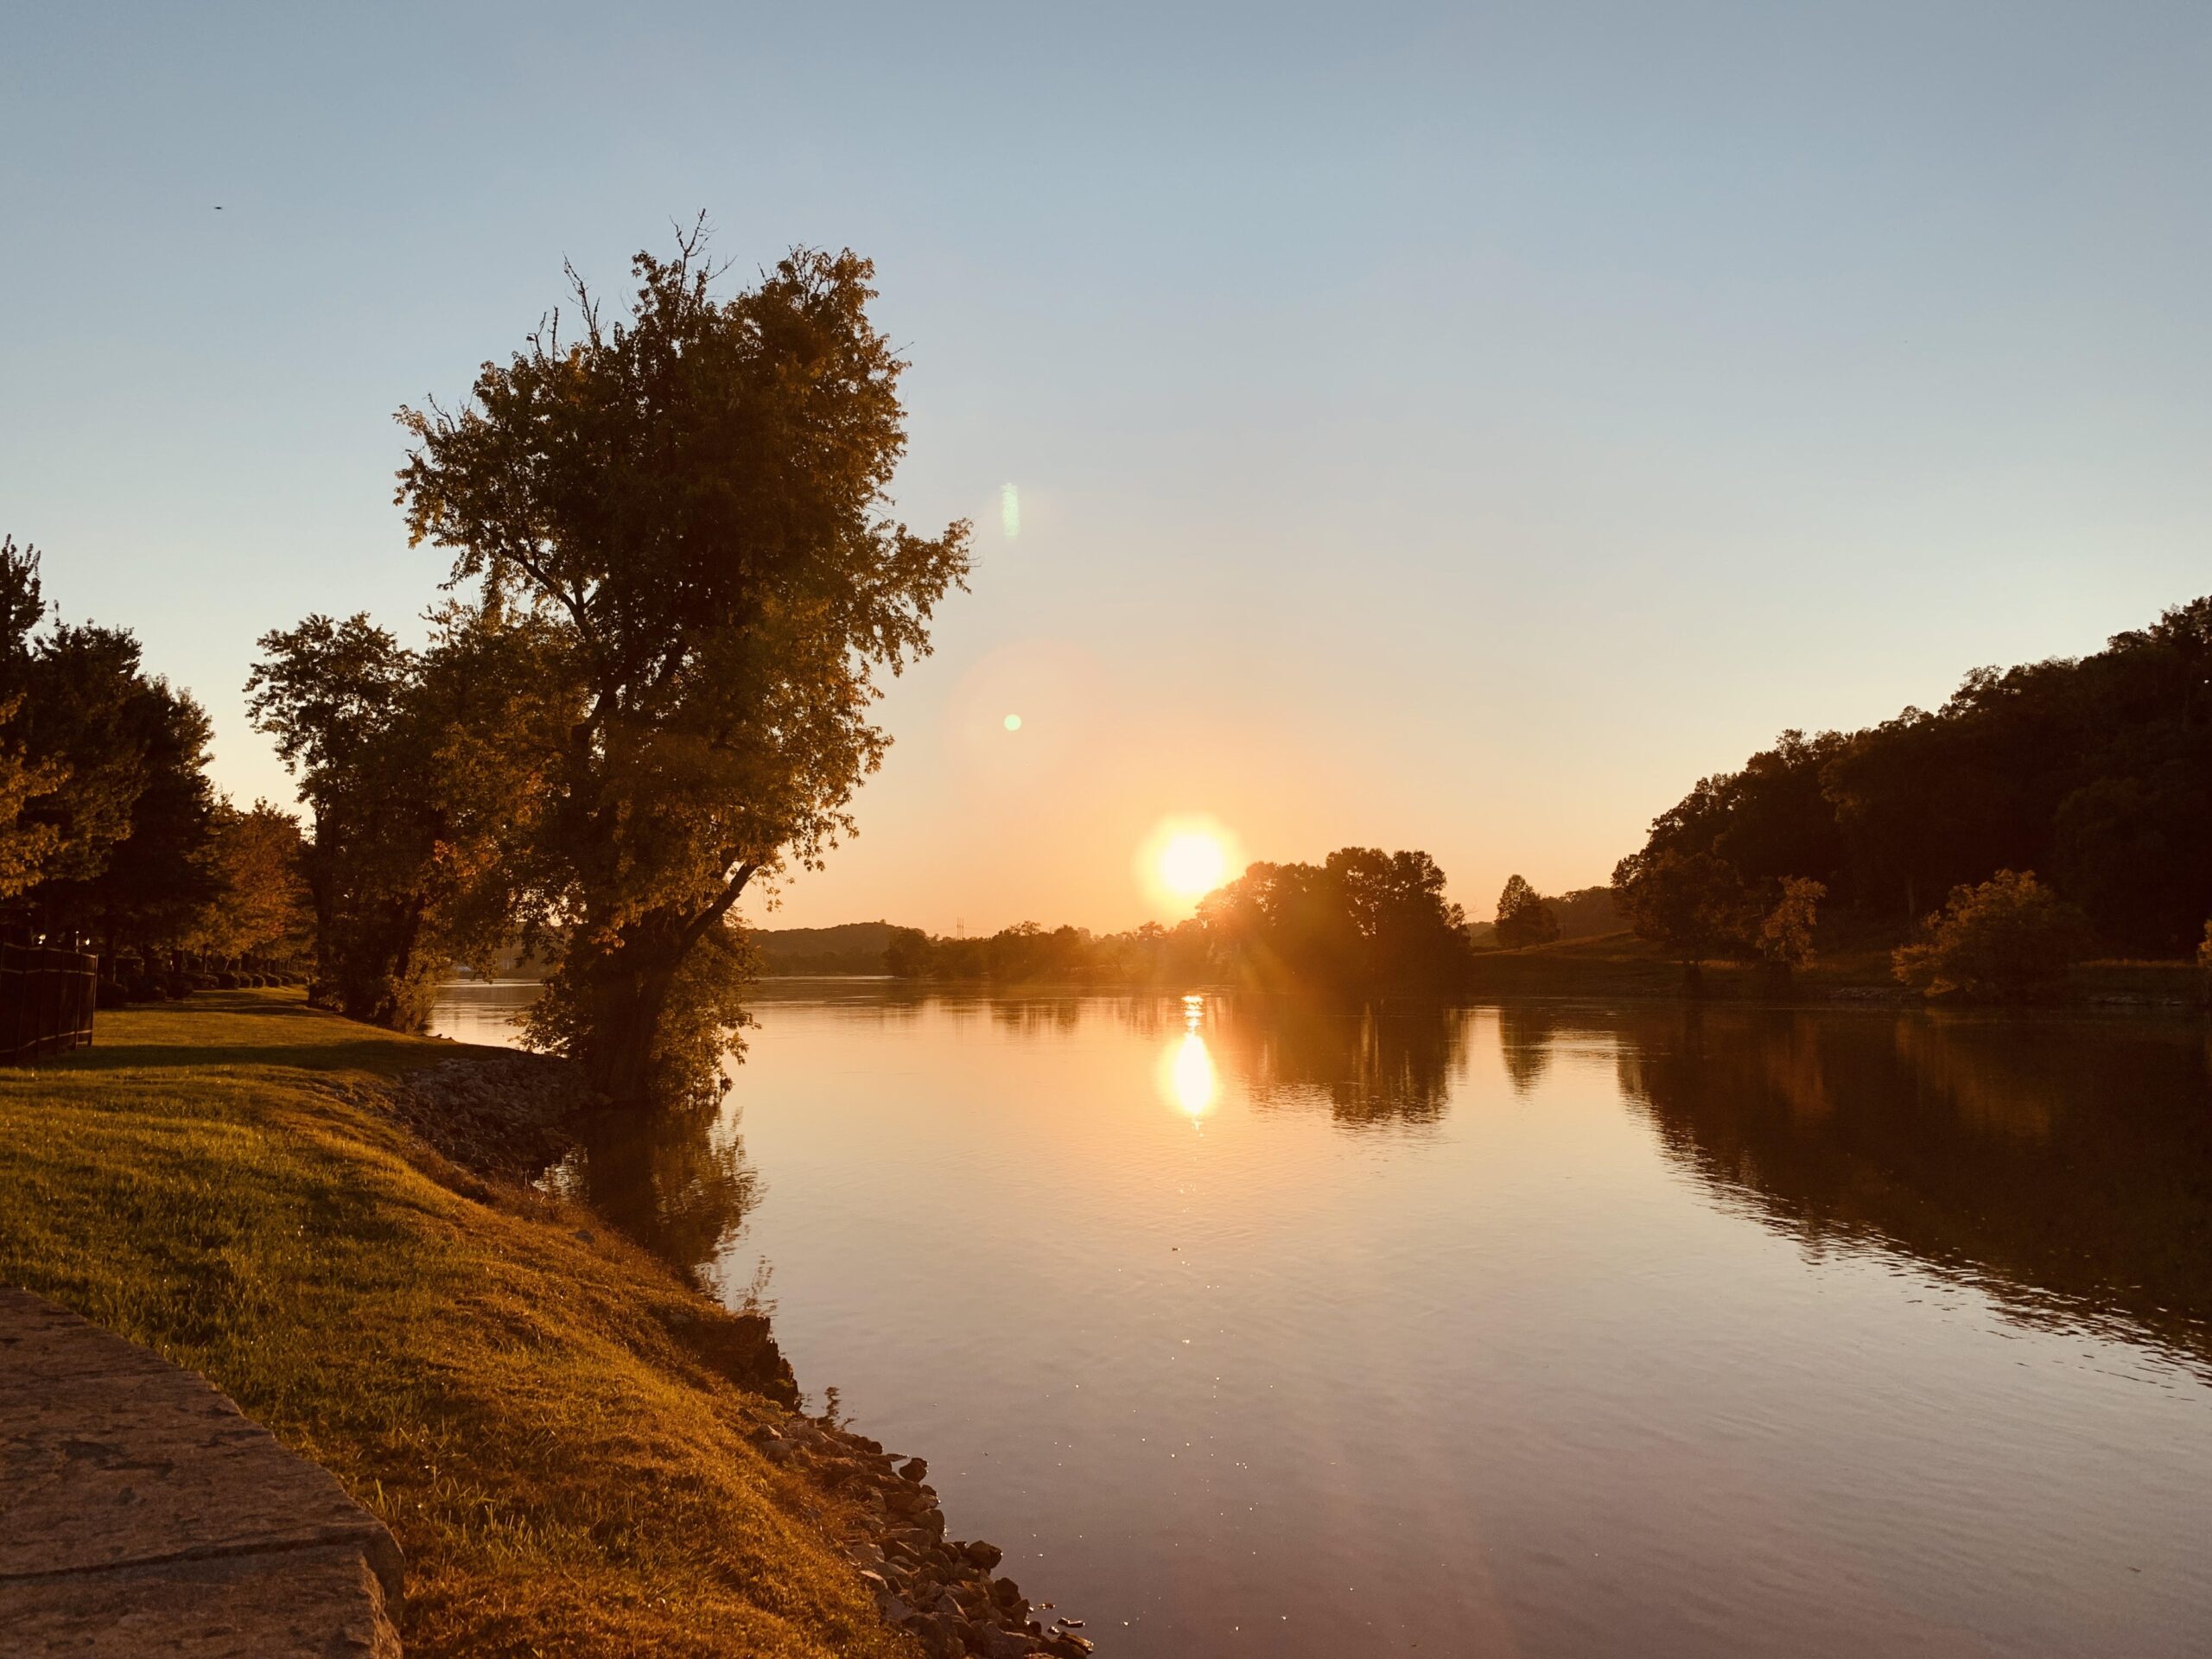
[0,989,911,1659]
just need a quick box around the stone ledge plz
[0,1287,403,1656]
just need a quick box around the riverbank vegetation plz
[0,988,910,1658]
[1608,597,2212,995]
[886,846,1472,990]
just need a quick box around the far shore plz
[734,933,2207,1013]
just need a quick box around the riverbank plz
[0,988,1087,1658]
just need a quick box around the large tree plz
[396,232,969,1103]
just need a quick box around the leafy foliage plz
[383,229,969,1103]
[1754,876,1827,969]
[1617,598,2212,954]
[185,801,314,963]
[1891,870,2090,1001]
[1200,848,1470,990]
[1611,848,1748,964]
[247,614,448,1026]
[0,536,230,957]
[1493,874,1560,949]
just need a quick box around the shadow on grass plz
[33,990,468,1079]
[48,1039,441,1077]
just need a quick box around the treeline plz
[753,922,899,976]
[0,537,310,997]
[888,848,1471,990]
[1614,596,2212,964]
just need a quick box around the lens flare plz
[1001,482,1020,539]
[1003,713,1022,731]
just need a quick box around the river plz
[431,981,2212,1658]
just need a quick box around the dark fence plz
[0,944,97,1063]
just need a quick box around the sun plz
[1158,831,1229,900]
[1137,816,1243,913]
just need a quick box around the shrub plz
[1892,870,2090,1001]
[1755,876,1827,970]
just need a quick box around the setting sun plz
[1136,815,1243,914]
[1159,832,1228,899]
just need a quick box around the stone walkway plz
[0,1287,403,1656]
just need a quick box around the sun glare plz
[1159,995,1218,1118]
[1138,816,1242,913]
[1159,832,1228,899]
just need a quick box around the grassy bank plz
[1465,931,2208,1007]
[0,988,910,1659]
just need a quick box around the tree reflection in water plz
[1609,1006,2212,1372]
[546,985,2212,1376]
[1120,994,1470,1128]
[556,1103,763,1288]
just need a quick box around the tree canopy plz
[0,535,292,970]
[1493,874,1560,950]
[1612,596,2212,957]
[367,229,970,1101]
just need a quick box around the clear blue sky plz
[3,3,2207,931]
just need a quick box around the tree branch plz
[683,860,760,950]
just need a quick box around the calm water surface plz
[432,982,2212,1658]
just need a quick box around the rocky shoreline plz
[378,1049,1096,1656]
[755,1414,1093,1658]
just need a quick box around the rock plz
[900,1612,961,1659]
[963,1540,1005,1572]
[899,1456,929,1483]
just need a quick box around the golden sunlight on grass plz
[0,991,909,1659]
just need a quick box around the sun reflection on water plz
[1160,995,1219,1120]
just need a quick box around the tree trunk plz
[574,934,685,1104]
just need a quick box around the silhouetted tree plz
[1617,598,2212,955]
[1202,848,1468,990]
[0,537,220,957]
[1493,874,1560,949]
[1611,847,1746,981]
[395,229,969,1104]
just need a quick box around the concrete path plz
[0,1287,403,1656]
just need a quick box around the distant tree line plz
[887,847,1472,991]
[1611,596,2212,982]
[0,537,311,995]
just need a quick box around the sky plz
[3,3,2209,935]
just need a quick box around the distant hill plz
[750,920,899,976]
